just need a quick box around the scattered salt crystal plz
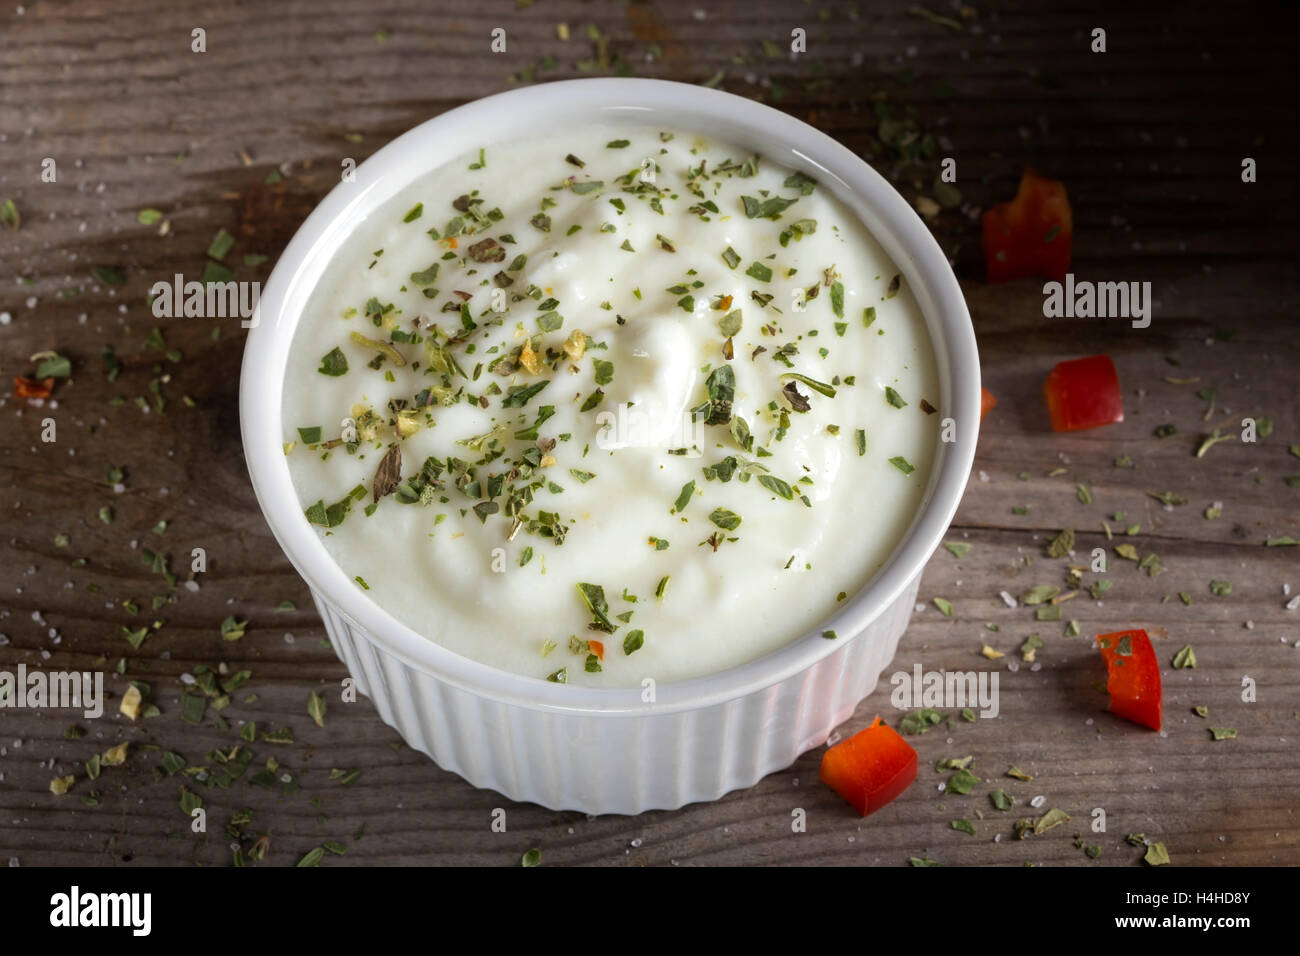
[1030,795,1046,808]
[999,591,1016,608]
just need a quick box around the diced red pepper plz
[587,640,604,660]
[980,387,997,420]
[982,168,1073,283]
[1095,629,1162,731]
[819,716,918,816]
[14,376,54,399]
[1043,354,1123,431]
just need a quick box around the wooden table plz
[1,0,1296,867]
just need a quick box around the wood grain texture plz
[0,0,1296,867]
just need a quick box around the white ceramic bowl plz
[240,78,979,815]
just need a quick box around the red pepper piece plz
[980,387,997,420]
[1043,354,1123,431]
[1095,629,1162,731]
[587,640,604,661]
[14,376,54,399]
[820,716,918,816]
[982,168,1073,282]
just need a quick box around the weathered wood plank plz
[0,0,1296,867]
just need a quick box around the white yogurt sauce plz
[282,124,940,687]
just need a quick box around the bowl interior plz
[239,78,979,715]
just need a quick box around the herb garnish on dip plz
[282,125,940,685]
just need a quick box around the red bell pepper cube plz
[982,168,1073,283]
[820,716,918,816]
[14,376,54,399]
[980,387,997,420]
[1043,354,1123,431]
[1095,629,1163,731]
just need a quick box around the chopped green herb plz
[308,691,327,727]
[1020,585,1059,605]
[741,194,798,219]
[757,475,794,500]
[318,348,348,377]
[781,372,836,398]
[1046,528,1075,558]
[899,708,946,735]
[1144,842,1171,866]
[575,582,616,633]
[502,380,550,408]
[0,198,19,231]
[409,263,440,286]
[709,508,742,531]
[674,481,695,513]
[206,228,235,261]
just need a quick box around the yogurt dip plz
[281,124,941,687]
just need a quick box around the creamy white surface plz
[282,124,940,686]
